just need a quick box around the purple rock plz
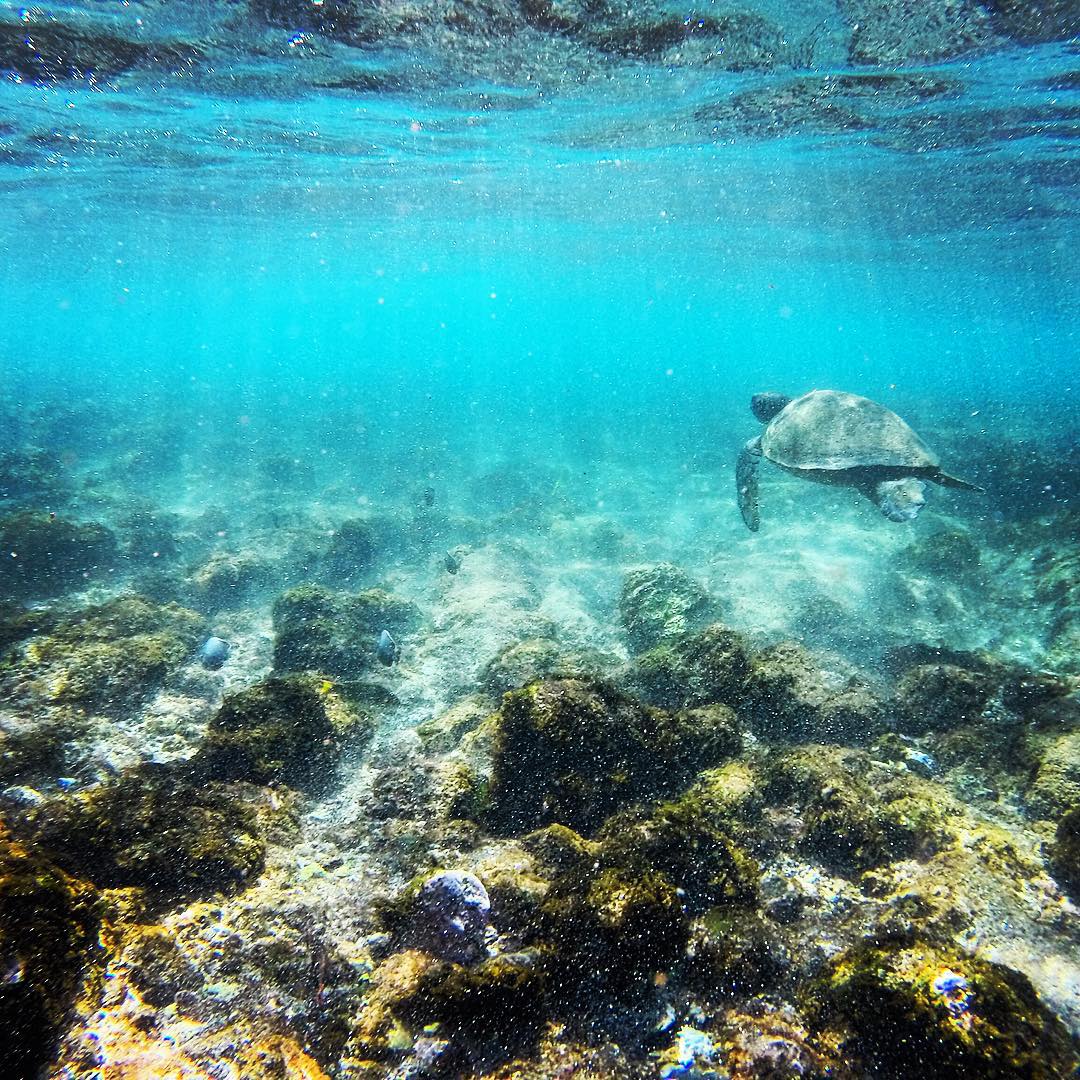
[414,870,490,963]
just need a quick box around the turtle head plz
[751,393,792,423]
[874,477,927,522]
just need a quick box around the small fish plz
[376,629,400,667]
[444,549,463,574]
[421,486,436,508]
[198,636,231,671]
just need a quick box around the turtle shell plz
[761,390,939,473]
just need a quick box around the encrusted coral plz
[272,583,422,678]
[196,675,373,792]
[25,762,267,900]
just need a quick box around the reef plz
[272,583,423,678]
[21,762,269,902]
[196,675,374,792]
[743,641,886,743]
[482,677,742,835]
[0,511,117,600]
[808,940,1079,1076]
[633,622,752,709]
[0,825,102,1080]
[619,563,717,654]
[0,594,205,717]
[189,549,275,612]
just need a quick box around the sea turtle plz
[736,389,982,531]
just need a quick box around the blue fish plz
[198,636,231,670]
[376,629,400,667]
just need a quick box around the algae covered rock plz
[538,863,688,1000]
[26,762,266,899]
[189,550,274,611]
[0,594,205,716]
[897,528,981,576]
[272,583,422,678]
[0,511,117,600]
[619,563,715,653]
[891,648,1004,735]
[321,518,377,584]
[635,622,752,709]
[0,825,101,1079]
[808,941,1078,1077]
[840,0,1000,66]
[765,747,951,874]
[1048,804,1080,903]
[484,678,739,835]
[481,636,610,697]
[745,641,885,743]
[597,796,759,915]
[196,675,372,792]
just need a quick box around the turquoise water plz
[3,4,1080,1078]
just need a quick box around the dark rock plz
[839,0,1000,66]
[484,678,739,835]
[807,940,1079,1076]
[272,583,422,678]
[0,512,117,601]
[25,763,266,900]
[634,622,752,709]
[0,826,101,1080]
[196,675,372,792]
[744,641,886,743]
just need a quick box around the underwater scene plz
[2,0,1080,1077]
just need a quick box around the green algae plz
[0,594,204,715]
[272,583,422,678]
[484,677,740,835]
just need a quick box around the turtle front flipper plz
[737,436,764,532]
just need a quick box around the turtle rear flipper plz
[737,436,763,532]
[932,471,984,493]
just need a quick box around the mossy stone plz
[619,563,714,654]
[272,584,422,678]
[0,511,117,600]
[597,798,759,915]
[196,675,371,792]
[538,864,688,1000]
[0,826,101,1079]
[808,941,1079,1077]
[1,595,204,715]
[635,622,752,709]
[484,678,736,836]
[27,762,265,900]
